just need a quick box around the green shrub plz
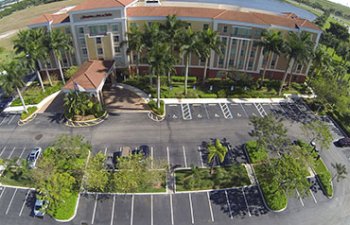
[64,66,78,80]
[314,160,333,197]
[20,106,37,120]
[217,89,227,98]
[198,93,217,98]
[245,141,268,163]
[172,76,197,83]
[148,100,165,116]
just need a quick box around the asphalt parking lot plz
[0,113,21,127]
[165,101,316,123]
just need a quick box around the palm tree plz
[13,29,46,91]
[312,47,332,78]
[0,60,28,113]
[258,30,284,85]
[179,28,201,95]
[123,25,145,78]
[44,29,71,84]
[331,163,347,182]
[207,139,228,174]
[278,32,313,96]
[198,28,222,84]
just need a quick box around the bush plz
[198,93,217,98]
[20,106,37,120]
[148,100,164,116]
[172,76,197,83]
[217,89,227,98]
[245,141,268,163]
[64,66,78,80]
[314,160,333,197]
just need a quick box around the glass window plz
[79,39,86,47]
[100,25,107,34]
[223,26,228,33]
[79,27,84,34]
[89,26,98,36]
[113,35,120,43]
[82,48,88,56]
[96,37,102,44]
[111,24,118,32]
[97,48,103,55]
[114,46,121,53]
[270,60,276,67]
[203,24,209,30]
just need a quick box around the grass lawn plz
[11,81,62,106]
[52,192,78,220]
[245,141,268,164]
[20,106,37,120]
[0,169,33,187]
[175,165,250,191]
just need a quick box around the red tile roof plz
[64,60,114,91]
[30,13,70,25]
[70,0,133,12]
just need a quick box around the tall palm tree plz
[13,29,46,91]
[278,32,313,96]
[123,25,145,78]
[179,28,201,95]
[208,139,228,174]
[44,29,71,84]
[198,28,222,84]
[331,163,347,182]
[258,30,284,85]
[0,60,28,113]
[312,47,332,78]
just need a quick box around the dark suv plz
[335,137,350,147]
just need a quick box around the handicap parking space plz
[190,104,209,120]
[93,194,114,225]
[153,195,172,225]
[166,105,182,121]
[261,103,274,115]
[133,195,152,225]
[241,103,260,118]
[228,104,248,119]
[205,104,224,120]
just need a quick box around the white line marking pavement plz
[151,147,154,169]
[0,116,6,126]
[170,194,174,225]
[0,146,6,157]
[130,195,134,225]
[242,187,251,217]
[18,147,26,160]
[188,193,195,224]
[7,147,16,159]
[183,146,188,168]
[207,192,214,222]
[224,190,233,219]
[198,146,204,168]
[203,104,210,119]
[310,190,317,204]
[167,146,170,167]
[0,187,6,199]
[91,194,98,224]
[6,188,17,215]
[19,190,30,216]
[110,195,116,225]
[7,115,16,125]
[239,104,249,118]
[104,147,108,155]
[151,195,154,225]
[296,189,304,207]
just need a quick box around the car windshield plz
[35,205,41,210]
[29,156,35,161]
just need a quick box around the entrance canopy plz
[63,60,114,93]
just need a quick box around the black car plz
[136,145,150,158]
[335,137,350,147]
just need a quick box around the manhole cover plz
[34,134,43,141]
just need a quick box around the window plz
[113,35,120,43]
[79,39,86,47]
[96,37,102,44]
[82,48,88,56]
[148,22,153,27]
[270,60,276,67]
[223,26,228,33]
[203,24,209,30]
[250,51,255,57]
[89,25,107,36]
[114,46,121,54]
[65,27,71,34]
[233,26,252,37]
[79,27,84,34]
[100,25,107,34]
[97,48,103,55]
[111,24,118,32]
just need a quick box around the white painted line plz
[169,104,178,107]
[7,147,16,159]
[296,189,304,207]
[182,146,188,168]
[6,188,17,215]
[208,104,216,106]
[203,104,210,119]
[151,195,154,225]
[0,187,6,199]
[225,190,233,219]
[230,104,238,106]
[0,146,6,157]
[207,192,214,222]
[167,146,170,167]
[18,147,26,160]
[91,194,98,224]
[104,147,108,155]
[244,104,253,106]
[170,194,174,225]
[310,190,318,204]
[0,116,6,126]
[110,195,116,225]
[242,188,251,217]
[130,195,134,225]
[7,115,16,125]
[198,146,204,168]
[188,193,194,224]
[151,147,154,169]
[19,190,30,216]
[239,104,249,118]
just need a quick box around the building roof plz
[64,60,114,91]
[127,6,321,31]
[70,0,134,12]
[30,13,70,25]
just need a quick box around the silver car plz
[27,147,42,169]
[34,199,48,217]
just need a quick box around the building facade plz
[28,0,322,83]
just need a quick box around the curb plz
[65,111,108,128]
[0,183,35,190]
[18,112,37,126]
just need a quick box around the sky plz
[328,0,350,7]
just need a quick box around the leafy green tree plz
[64,92,103,120]
[312,47,332,78]
[326,22,350,42]
[64,66,78,80]
[250,115,289,155]
[279,32,313,95]
[301,120,333,151]
[258,30,284,84]
[0,60,28,113]
[331,163,347,182]
[207,139,228,174]
[84,152,109,192]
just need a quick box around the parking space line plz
[18,147,26,161]
[239,104,249,118]
[110,195,116,225]
[207,192,214,222]
[167,147,170,167]
[5,188,17,215]
[198,146,204,168]
[8,147,16,159]
[7,115,16,125]
[242,187,251,217]
[310,190,318,204]
[296,189,304,207]
[130,195,134,225]
[0,146,6,157]
[224,190,233,219]
[91,194,98,224]
[188,193,195,224]
[151,147,154,169]
[170,194,174,225]
[151,195,154,225]
[183,146,188,168]
[203,104,210,119]
[219,103,233,119]
[19,190,30,216]
[181,104,192,120]
[0,116,6,126]
[104,147,108,155]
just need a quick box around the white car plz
[33,199,48,217]
[27,147,42,169]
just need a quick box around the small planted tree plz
[331,163,347,182]
[84,152,109,192]
[301,120,333,151]
[207,139,228,174]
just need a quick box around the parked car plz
[334,137,350,147]
[120,146,131,157]
[33,198,49,217]
[135,145,150,158]
[27,147,42,169]
[105,152,119,171]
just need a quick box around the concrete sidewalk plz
[161,97,293,104]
